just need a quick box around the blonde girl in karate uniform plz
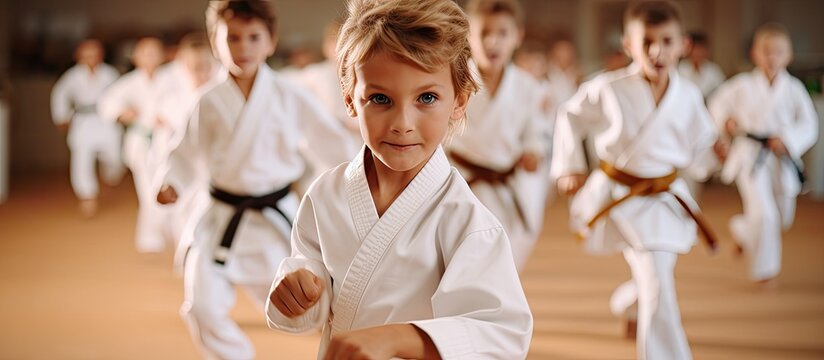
[266,0,533,358]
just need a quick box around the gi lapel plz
[219,66,281,177]
[615,71,680,169]
[332,147,451,334]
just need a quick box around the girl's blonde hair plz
[337,0,478,128]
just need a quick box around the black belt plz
[210,185,293,265]
[745,133,805,185]
[73,103,97,115]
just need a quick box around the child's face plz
[752,34,792,77]
[133,38,164,73]
[469,13,522,72]
[214,17,275,78]
[76,41,103,68]
[687,42,709,63]
[181,48,217,88]
[347,50,468,174]
[623,19,684,82]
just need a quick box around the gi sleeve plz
[410,227,533,360]
[266,194,333,334]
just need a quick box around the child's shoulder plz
[434,169,506,234]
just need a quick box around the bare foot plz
[79,198,98,218]
[757,278,778,292]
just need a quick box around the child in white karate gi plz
[155,1,353,358]
[709,23,818,287]
[266,0,533,359]
[98,37,167,252]
[553,1,723,359]
[51,39,124,217]
[448,0,550,271]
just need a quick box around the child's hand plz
[713,139,729,162]
[767,137,788,157]
[724,117,738,137]
[270,269,324,318]
[118,107,138,125]
[519,153,541,172]
[156,185,178,204]
[324,324,439,360]
[155,116,167,128]
[56,122,70,133]
[557,174,587,196]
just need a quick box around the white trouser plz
[123,129,165,252]
[610,249,692,360]
[731,156,795,281]
[66,116,124,199]
[181,200,294,360]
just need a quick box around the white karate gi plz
[448,63,549,271]
[677,60,725,98]
[98,68,167,252]
[552,64,719,360]
[51,63,124,200]
[169,65,353,360]
[545,63,579,109]
[708,69,818,281]
[266,146,533,359]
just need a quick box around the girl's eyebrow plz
[363,83,445,92]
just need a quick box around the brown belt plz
[449,151,530,232]
[581,161,718,251]
[449,151,517,186]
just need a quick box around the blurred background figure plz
[152,31,222,272]
[50,39,124,217]
[514,39,549,80]
[98,36,168,253]
[545,39,581,108]
[678,31,725,99]
[286,19,362,194]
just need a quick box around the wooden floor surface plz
[1,174,822,359]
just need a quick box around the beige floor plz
[1,175,823,359]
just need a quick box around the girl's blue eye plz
[370,94,390,105]
[419,93,437,105]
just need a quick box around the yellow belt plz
[579,161,718,251]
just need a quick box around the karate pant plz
[67,116,124,200]
[123,129,165,252]
[731,157,795,281]
[610,249,692,360]
[181,200,293,360]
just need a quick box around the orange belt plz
[580,161,718,251]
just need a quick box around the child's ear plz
[344,93,358,118]
[621,35,631,58]
[268,35,279,57]
[450,92,469,120]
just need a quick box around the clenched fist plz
[270,269,325,318]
